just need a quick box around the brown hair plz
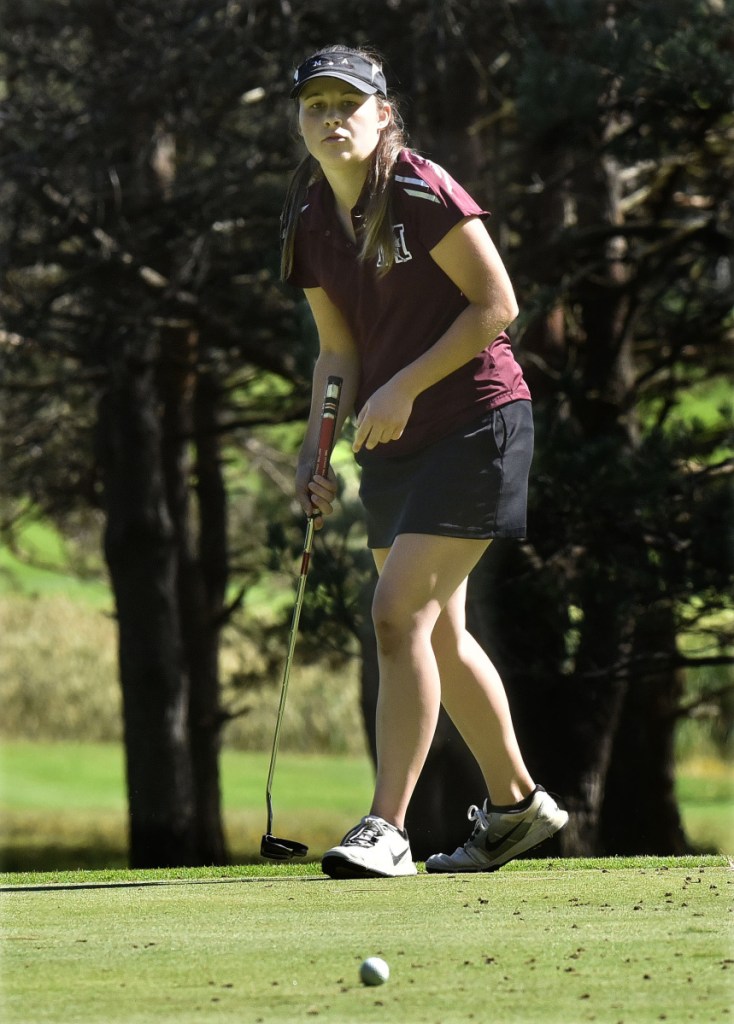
[280,45,407,281]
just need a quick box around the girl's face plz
[298,78,391,172]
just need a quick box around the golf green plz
[2,859,731,1023]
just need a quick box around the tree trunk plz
[99,331,196,867]
[465,544,631,857]
[601,605,691,854]
[189,365,229,864]
[551,588,630,855]
[158,325,228,865]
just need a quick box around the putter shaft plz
[262,375,342,861]
[264,515,316,837]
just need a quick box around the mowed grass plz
[0,741,375,872]
[1,741,732,874]
[0,523,111,607]
[1,749,732,1022]
[1,859,731,1024]
[676,758,734,856]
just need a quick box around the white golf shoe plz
[425,786,568,873]
[322,815,417,879]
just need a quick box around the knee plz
[371,587,421,657]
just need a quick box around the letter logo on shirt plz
[377,223,413,267]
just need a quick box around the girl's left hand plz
[353,380,413,453]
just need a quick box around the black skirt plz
[357,400,534,549]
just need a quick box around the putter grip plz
[313,375,343,478]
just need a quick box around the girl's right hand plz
[296,463,338,528]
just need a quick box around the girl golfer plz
[282,45,568,877]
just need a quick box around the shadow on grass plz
[0,840,290,873]
[0,841,128,873]
[2,836,726,875]
[0,807,353,873]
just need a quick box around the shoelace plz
[467,804,490,840]
[344,818,386,848]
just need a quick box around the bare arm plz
[352,216,518,452]
[297,287,360,523]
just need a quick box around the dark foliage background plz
[1,0,731,865]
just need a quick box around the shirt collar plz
[301,176,369,234]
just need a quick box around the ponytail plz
[280,154,321,282]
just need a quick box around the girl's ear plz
[377,101,392,131]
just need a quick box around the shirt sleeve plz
[395,153,489,252]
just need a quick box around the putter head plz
[260,833,309,861]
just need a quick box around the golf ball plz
[359,956,390,986]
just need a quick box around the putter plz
[261,375,343,861]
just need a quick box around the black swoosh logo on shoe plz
[392,848,410,865]
[482,822,526,853]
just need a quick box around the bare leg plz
[431,579,534,805]
[369,534,504,829]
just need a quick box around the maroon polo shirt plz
[289,149,531,457]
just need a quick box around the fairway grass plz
[2,742,732,872]
[0,743,375,871]
[1,859,731,1024]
